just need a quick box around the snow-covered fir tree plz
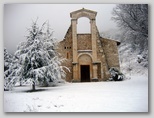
[4,46,26,90]
[9,20,67,91]
[4,48,12,72]
[5,56,20,90]
[4,48,13,90]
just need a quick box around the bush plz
[109,67,125,81]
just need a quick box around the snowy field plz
[4,75,148,112]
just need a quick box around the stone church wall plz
[77,34,92,50]
[57,26,73,82]
[101,38,120,70]
[57,29,120,82]
[57,8,120,82]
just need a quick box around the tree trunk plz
[32,81,35,91]
[20,79,22,86]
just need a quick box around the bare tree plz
[112,4,148,53]
[112,4,148,68]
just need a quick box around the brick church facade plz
[58,8,120,82]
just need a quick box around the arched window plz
[77,17,90,34]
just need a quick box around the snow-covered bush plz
[137,50,148,68]
[109,67,125,81]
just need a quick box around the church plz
[58,8,120,82]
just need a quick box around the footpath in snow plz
[4,75,148,112]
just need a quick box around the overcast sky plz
[4,4,117,54]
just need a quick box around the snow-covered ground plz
[4,75,148,112]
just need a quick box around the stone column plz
[73,64,78,81]
[93,64,98,79]
[72,19,78,81]
[91,19,97,62]
[72,18,78,63]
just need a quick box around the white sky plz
[4,4,117,54]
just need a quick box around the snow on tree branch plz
[4,20,67,91]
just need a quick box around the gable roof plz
[70,8,97,18]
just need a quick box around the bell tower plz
[70,8,98,81]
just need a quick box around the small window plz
[70,47,71,49]
[64,47,66,49]
[67,52,69,59]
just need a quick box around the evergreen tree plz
[4,47,22,90]
[4,48,12,90]
[4,48,12,72]
[14,20,67,91]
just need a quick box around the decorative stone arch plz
[77,53,93,62]
[77,54,93,82]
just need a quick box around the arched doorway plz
[78,54,92,82]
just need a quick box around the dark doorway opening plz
[81,65,90,82]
